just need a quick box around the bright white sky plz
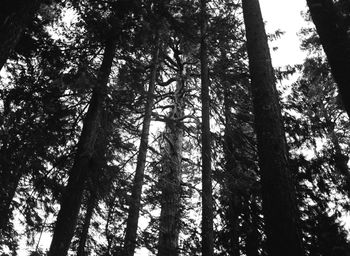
[260,0,308,67]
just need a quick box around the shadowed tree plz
[200,1,214,256]
[122,34,161,256]
[306,0,350,116]
[157,50,186,256]
[242,0,304,255]
[48,33,117,256]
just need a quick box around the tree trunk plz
[77,191,97,256]
[0,0,41,70]
[157,61,185,256]
[122,39,160,256]
[242,1,304,256]
[244,197,260,256]
[306,0,350,116]
[48,36,117,256]
[0,160,21,236]
[223,85,241,256]
[200,1,214,256]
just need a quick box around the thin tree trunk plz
[200,1,214,256]
[0,0,41,70]
[306,0,350,116]
[157,62,185,256]
[244,197,260,256]
[48,36,117,256]
[122,38,160,256]
[223,85,241,256]
[242,1,304,256]
[0,164,21,236]
[77,191,97,256]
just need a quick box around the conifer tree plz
[242,0,304,255]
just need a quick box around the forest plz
[1,0,350,255]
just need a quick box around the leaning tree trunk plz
[242,1,304,256]
[123,39,160,256]
[200,1,214,256]
[157,61,185,256]
[306,0,350,116]
[48,36,117,256]
[0,0,41,70]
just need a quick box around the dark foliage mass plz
[0,0,349,256]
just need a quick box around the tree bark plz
[0,0,41,70]
[306,0,350,116]
[200,1,214,256]
[48,36,117,256]
[244,197,260,256]
[77,191,97,256]
[122,39,160,256]
[223,84,241,256]
[157,61,185,256]
[242,1,304,256]
[0,160,21,236]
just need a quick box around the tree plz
[48,34,117,256]
[242,0,304,255]
[306,0,350,116]
[157,47,186,256]
[123,32,161,256]
[200,1,214,256]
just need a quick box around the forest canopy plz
[0,0,350,256]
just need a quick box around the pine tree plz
[242,0,304,255]
[48,34,117,256]
[306,0,350,116]
[200,1,214,255]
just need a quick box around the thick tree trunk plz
[123,39,160,256]
[0,0,41,70]
[200,1,214,256]
[77,191,96,256]
[242,1,304,256]
[48,37,117,256]
[157,64,185,256]
[306,0,350,116]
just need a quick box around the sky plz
[260,0,308,67]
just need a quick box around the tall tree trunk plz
[157,62,185,256]
[122,39,160,256]
[77,109,110,256]
[223,85,241,256]
[48,36,117,256]
[306,0,350,116]
[0,160,21,236]
[244,197,260,256]
[0,0,41,70]
[200,1,214,256]
[242,1,304,256]
[76,191,96,256]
